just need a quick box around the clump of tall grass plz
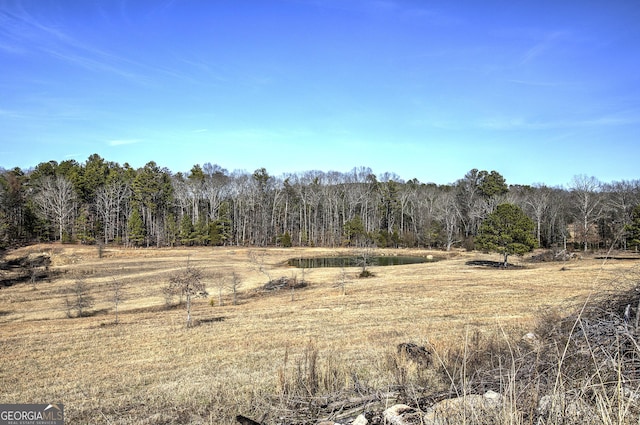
[276,342,348,399]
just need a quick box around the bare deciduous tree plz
[248,250,273,283]
[524,184,552,248]
[96,180,131,244]
[211,271,225,307]
[435,190,461,251]
[167,260,207,327]
[28,257,39,290]
[64,278,94,318]
[604,180,640,250]
[356,245,375,278]
[570,175,603,252]
[337,267,349,296]
[229,271,241,305]
[34,175,76,241]
[111,277,125,324]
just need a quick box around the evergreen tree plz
[127,208,145,247]
[80,154,109,204]
[278,231,292,247]
[478,170,508,198]
[75,206,94,244]
[476,203,537,267]
[165,213,179,247]
[343,215,366,246]
[193,216,210,245]
[132,162,173,247]
[180,214,194,245]
[0,168,36,245]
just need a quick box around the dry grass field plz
[1,244,639,424]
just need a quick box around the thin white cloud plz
[0,108,25,118]
[372,1,398,11]
[208,127,316,147]
[108,139,141,146]
[508,79,569,88]
[478,117,530,130]
[478,110,640,131]
[284,0,456,26]
[0,40,26,54]
[520,31,567,65]
[0,3,151,84]
[222,129,288,141]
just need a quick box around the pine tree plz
[344,215,366,246]
[165,213,179,247]
[194,216,210,245]
[476,203,537,267]
[180,214,194,246]
[127,208,145,247]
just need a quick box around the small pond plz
[287,255,438,268]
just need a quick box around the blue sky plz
[1,0,639,186]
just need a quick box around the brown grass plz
[1,244,637,424]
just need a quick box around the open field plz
[1,244,639,424]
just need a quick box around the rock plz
[483,390,502,406]
[521,332,539,346]
[423,391,503,425]
[351,414,368,425]
[537,393,593,421]
[383,404,421,425]
[521,332,543,351]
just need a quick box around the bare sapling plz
[29,260,37,290]
[248,249,272,283]
[356,245,375,278]
[64,277,95,318]
[290,272,297,301]
[338,267,348,295]
[211,271,225,307]
[167,259,208,327]
[229,271,241,305]
[111,277,125,324]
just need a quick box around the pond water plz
[287,255,437,268]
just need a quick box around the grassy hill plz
[1,244,637,424]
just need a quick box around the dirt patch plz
[196,316,226,324]
[465,260,524,269]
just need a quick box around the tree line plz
[1,153,640,252]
